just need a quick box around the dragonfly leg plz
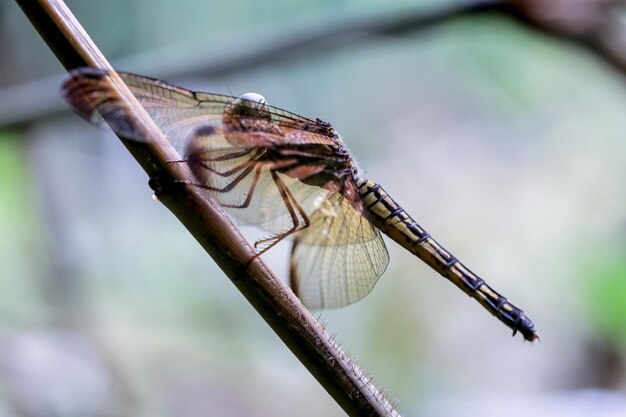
[195,149,264,177]
[220,164,263,209]
[171,159,260,209]
[252,170,310,257]
[183,160,259,194]
[167,149,263,177]
[201,148,259,162]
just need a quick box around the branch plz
[1,1,494,128]
[6,1,626,128]
[14,0,401,416]
[496,0,626,76]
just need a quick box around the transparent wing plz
[61,68,335,153]
[290,192,390,309]
[63,67,347,234]
[62,68,234,149]
[63,68,389,308]
[184,125,334,236]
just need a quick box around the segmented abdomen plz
[355,177,538,341]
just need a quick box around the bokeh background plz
[1,1,626,416]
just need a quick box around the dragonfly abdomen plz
[355,177,538,342]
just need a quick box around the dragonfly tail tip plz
[528,332,541,343]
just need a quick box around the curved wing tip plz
[61,70,101,122]
[62,67,109,95]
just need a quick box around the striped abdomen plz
[355,177,538,341]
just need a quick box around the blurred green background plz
[1,1,626,416]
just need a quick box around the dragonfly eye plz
[230,92,270,120]
[238,92,266,105]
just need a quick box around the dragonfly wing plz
[62,68,325,151]
[64,68,359,251]
[290,192,390,309]
[184,125,334,236]
[62,68,230,149]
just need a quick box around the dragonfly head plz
[229,92,271,120]
[237,92,266,105]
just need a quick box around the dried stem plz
[15,0,401,415]
[5,1,626,128]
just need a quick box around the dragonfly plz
[62,68,539,342]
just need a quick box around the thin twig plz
[496,0,626,77]
[14,0,402,415]
[11,0,626,128]
[3,1,499,128]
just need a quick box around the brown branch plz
[14,0,401,416]
[5,0,626,128]
[496,0,626,76]
[2,0,501,128]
